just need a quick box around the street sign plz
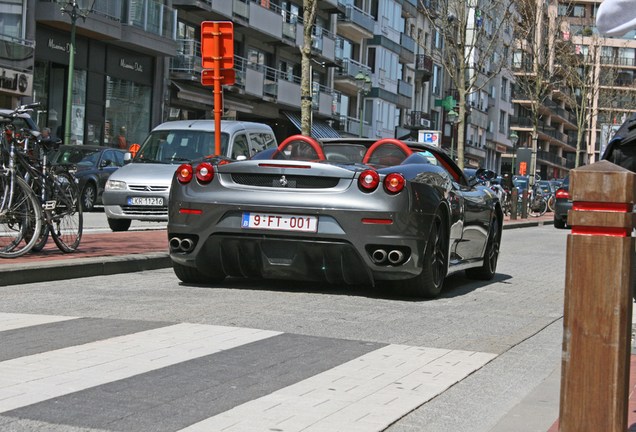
[201,69,235,86]
[418,130,441,147]
[201,21,234,69]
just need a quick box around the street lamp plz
[509,131,519,175]
[58,0,95,144]
[447,109,459,160]
[355,71,371,137]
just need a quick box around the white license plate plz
[241,212,318,232]
[127,197,164,206]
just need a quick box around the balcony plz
[0,35,35,72]
[337,3,374,41]
[169,39,202,81]
[400,0,418,18]
[599,56,636,67]
[414,54,433,81]
[171,0,232,20]
[334,58,373,95]
[537,150,568,168]
[399,33,415,64]
[36,0,176,56]
[404,111,432,130]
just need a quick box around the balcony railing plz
[404,111,432,129]
[338,3,375,34]
[170,39,202,74]
[599,56,636,67]
[0,35,35,71]
[415,54,433,75]
[400,33,415,57]
[92,0,122,21]
[336,57,372,80]
[125,0,176,38]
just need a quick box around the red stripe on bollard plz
[571,226,630,237]
[572,202,632,212]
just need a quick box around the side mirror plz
[123,152,132,164]
[236,155,247,161]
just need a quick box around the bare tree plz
[511,0,571,182]
[300,0,317,136]
[559,27,636,166]
[554,33,595,168]
[419,0,516,169]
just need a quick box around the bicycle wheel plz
[528,197,548,217]
[21,179,48,253]
[29,224,49,252]
[48,172,83,253]
[547,195,556,212]
[0,174,42,258]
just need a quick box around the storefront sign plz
[0,68,32,96]
[120,58,144,73]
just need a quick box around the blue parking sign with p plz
[418,130,441,147]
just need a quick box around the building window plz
[104,76,151,148]
[432,64,442,95]
[501,77,508,101]
[0,0,25,39]
[499,110,507,133]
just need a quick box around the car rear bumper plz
[168,204,435,284]
[104,204,168,221]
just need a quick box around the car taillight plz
[358,169,380,192]
[384,173,405,194]
[555,188,570,200]
[195,162,215,184]
[177,164,193,184]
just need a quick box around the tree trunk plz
[300,0,317,137]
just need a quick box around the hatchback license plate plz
[128,197,164,206]
[241,212,318,232]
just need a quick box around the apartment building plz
[562,0,636,164]
[6,0,525,173]
[507,0,579,180]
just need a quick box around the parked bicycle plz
[0,104,43,257]
[0,103,82,258]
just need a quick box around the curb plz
[503,218,554,229]
[0,252,171,287]
[0,219,552,287]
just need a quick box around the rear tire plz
[401,214,448,299]
[0,176,42,258]
[107,217,131,232]
[49,172,83,253]
[553,217,566,229]
[173,262,225,284]
[466,216,501,280]
[29,225,49,252]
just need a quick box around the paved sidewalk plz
[0,229,170,286]
[0,213,555,286]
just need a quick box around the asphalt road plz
[0,224,567,432]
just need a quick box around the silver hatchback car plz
[102,120,277,231]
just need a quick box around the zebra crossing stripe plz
[179,344,497,432]
[0,322,281,413]
[0,313,77,332]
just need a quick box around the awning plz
[172,81,213,107]
[283,111,341,139]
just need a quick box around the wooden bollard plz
[511,187,518,220]
[521,188,528,219]
[559,160,635,432]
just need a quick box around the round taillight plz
[176,164,193,184]
[555,188,570,200]
[384,173,405,194]
[195,162,215,184]
[358,169,380,192]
